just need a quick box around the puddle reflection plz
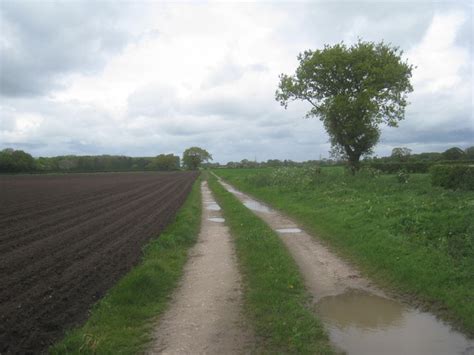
[276,228,302,233]
[206,203,221,211]
[316,289,473,355]
[225,185,244,195]
[243,200,273,213]
[208,217,225,223]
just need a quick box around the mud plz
[217,177,474,355]
[148,181,254,354]
[0,172,198,354]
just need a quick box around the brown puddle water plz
[315,289,474,355]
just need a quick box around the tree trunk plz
[347,152,361,175]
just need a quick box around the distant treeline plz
[2,145,473,174]
[0,148,180,173]
[202,146,474,170]
[203,158,342,169]
[365,146,474,173]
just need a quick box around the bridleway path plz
[148,181,254,354]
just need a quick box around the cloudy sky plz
[0,0,472,162]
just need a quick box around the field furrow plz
[0,172,198,354]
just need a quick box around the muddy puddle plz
[316,289,473,355]
[225,185,244,195]
[276,227,302,233]
[207,217,225,223]
[243,200,274,213]
[205,202,221,211]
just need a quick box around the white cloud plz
[408,11,469,93]
[0,1,472,162]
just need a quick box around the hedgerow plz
[431,165,474,191]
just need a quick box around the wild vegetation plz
[214,167,474,335]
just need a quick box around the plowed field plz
[0,171,198,353]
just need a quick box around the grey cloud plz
[1,1,472,163]
[127,84,178,117]
[204,59,269,89]
[381,125,474,146]
[0,1,131,97]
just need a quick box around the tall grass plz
[214,167,474,335]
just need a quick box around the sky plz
[0,0,472,163]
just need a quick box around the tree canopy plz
[465,146,474,160]
[182,147,212,170]
[0,148,36,173]
[443,147,465,161]
[391,147,412,162]
[276,40,413,172]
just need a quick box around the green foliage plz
[465,146,474,160]
[396,169,410,184]
[19,153,182,173]
[207,176,333,354]
[51,179,202,354]
[0,148,36,172]
[431,165,474,191]
[443,147,465,161]
[369,162,430,173]
[391,147,412,162]
[147,154,180,171]
[276,40,413,172]
[182,147,212,170]
[215,167,474,334]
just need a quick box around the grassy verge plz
[207,175,334,354]
[51,178,202,354]
[214,168,474,336]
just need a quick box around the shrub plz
[245,167,323,190]
[359,166,382,178]
[396,169,410,184]
[431,165,474,190]
[369,162,430,174]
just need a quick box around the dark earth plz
[0,171,198,354]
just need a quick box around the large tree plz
[276,40,413,173]
[443,147,465,161]
[182,147,212,170]
[391,147,412,162]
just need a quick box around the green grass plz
[213,167,474,336]
[50,178,202,354]
[207,174,334,354]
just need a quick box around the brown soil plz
[0,171,198,354]
[148,181,254,354]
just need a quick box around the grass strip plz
[207,175,334,354]
[51,178,202,354]
[214,168,474,336]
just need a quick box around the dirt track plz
[148,181,254,354]
[217,177,474,355]
[0,172,198,354]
